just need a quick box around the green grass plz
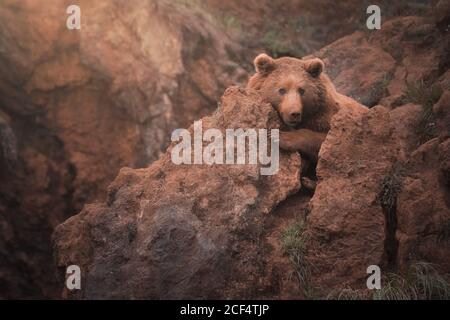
[0,121,18,169]
[437,220,450,243]
[326,287,370,300]
[281,217,310,290]
[411,262,450,299]
[326,262,450,300]
[217,14,242,33]
[403,80,443,107]
[374,262,450,300]
[259,28,293,58]
[378,163,404,217]
[402,80,443,144]
[373,272,418,300]
[367,72,393,106]
[168,0,206,14]
[280,213,449,301]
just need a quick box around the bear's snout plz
[279,92,303,127]
[281,110,302,127]
[289,111,302,122]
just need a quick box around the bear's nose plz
[290,112,301,119]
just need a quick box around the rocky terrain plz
[1,0,250,299]
[1,0,449,299]
[54,87,303,299]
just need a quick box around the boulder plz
[304,106,402,290]
[311,32,397,107]
[396,138,450,272]
[53,87,301,299]
[304,97,450,292]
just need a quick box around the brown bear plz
[247,53,366,188]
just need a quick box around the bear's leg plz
[279,129,327,163]
[301,177,317,192]
[299,157,317,192]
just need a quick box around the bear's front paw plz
[279,131,300,151]
[301,177,317,192]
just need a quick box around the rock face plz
[53,12,450,298]
[304,106,400,289]
[313,16,450,108]
[2,0,448,299]
[3,0,379,299]
[395,90,450,273]
[0,0,247,298]
[433,0,450,31]
[304,96,450,292]
[53,87,301,299]
[0,0,248,203]
[303,13,450,291]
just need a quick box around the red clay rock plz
[396,137,450,272]
[2,1,448,299]
[433,91,450,140]
[304,92,450,292]
[53,87,301,299]
[433,0,450,31]
[52,12,450,298]
[311,32,397,107]
[0,0,247,298]
[389,103,423,153]
[311,15,449,110]
[304,106,402,290]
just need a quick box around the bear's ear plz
[305,58,324,78]
[254,53,275,75]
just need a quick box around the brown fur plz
[248,54,364,133]
[247,54,366,185]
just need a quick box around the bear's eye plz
[278,88,286,95]
[298,88,305,96]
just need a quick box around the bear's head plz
[248,53,327,128]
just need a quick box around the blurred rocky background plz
[0,0,448,299]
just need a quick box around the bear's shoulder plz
[335,92,367,112]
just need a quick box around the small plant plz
[378,164,406,267]
[326,287,370,300]
[378,163,404,223]
[387,42,404,62]
[281,217,310,290]
[437,220,450,243]
[0,121,18,170]
[259,24,308,58]
[379,174,401,213]
[402,80,443,144]
[220,15,241,33]
[373,272,418,300]
[281,218,306,253]
[367,72,393,106]
[412,262,450,299]
[259,28,292,58]
[374,262,450,300]
[326,262,450,300]
[403,80,442,107]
